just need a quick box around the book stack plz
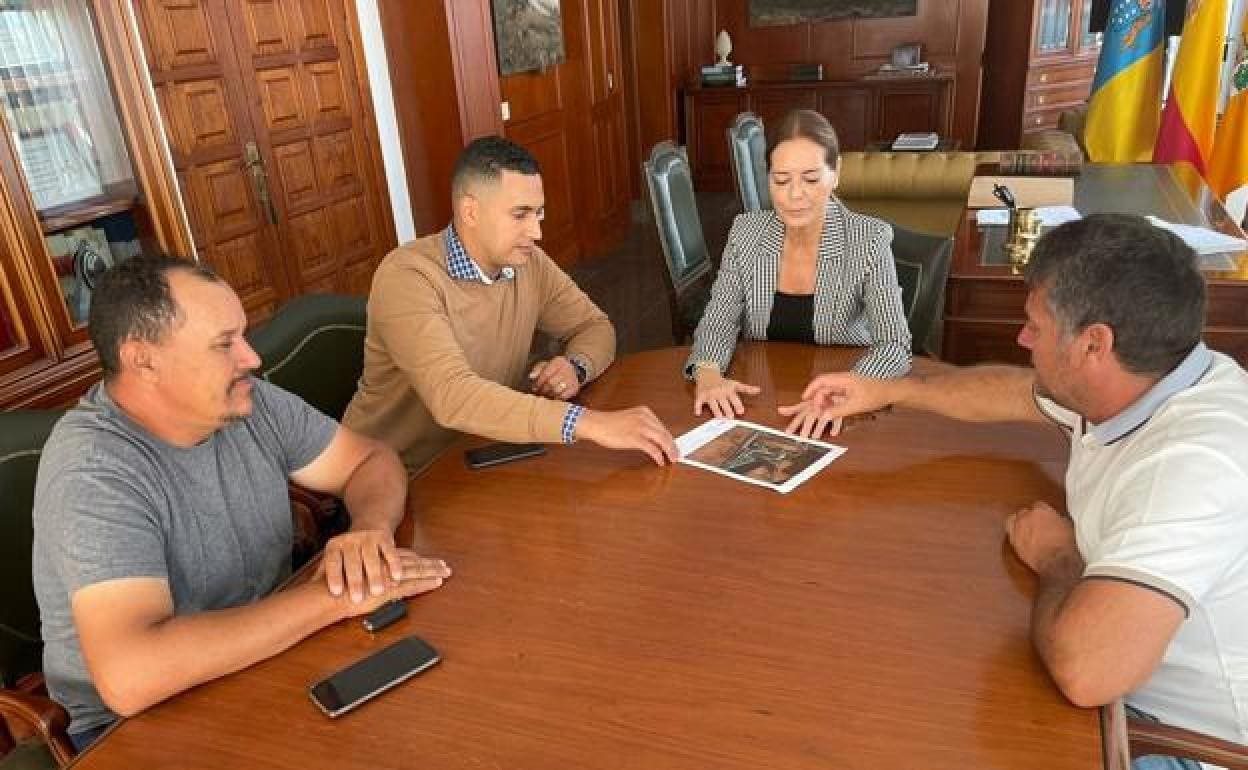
[891,132,939,151]
[864,62,936,80]
[997,150,1083,177]
[701,64,746,87]
[878,61,930,74]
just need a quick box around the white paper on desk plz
[675,418,846,495]
[1145,217,1248,256]
[976,206,1083,227]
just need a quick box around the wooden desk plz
[71,344,1121,769]
[944,164,1248,366]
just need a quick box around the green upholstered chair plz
[245,293,367,566]
[727,111,770,213]
[246,293,368,421]
[0,740,63,770]
[0,410,74,769]
[642,141,713,343]
[888,223,953,357]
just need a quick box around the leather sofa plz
[1039,104,1090,159]
[837,151,1002,237]
[1022,125,1086,158]
[835,125,1085,238]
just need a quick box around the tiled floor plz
[568,192,739,355]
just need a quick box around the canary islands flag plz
[1085,0,1168,163]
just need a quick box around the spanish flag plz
[1154,0,1229,191]
[1208,4,1248,204]
[1085,0,1167,163]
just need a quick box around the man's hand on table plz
[322,528,450,605]
[576,406,680,466]
[776,399,843,439]
[530,356,581,400]
[317,545,451,619]
[778,372,895,438]
[1005,501,1083,580]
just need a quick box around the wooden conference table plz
[72,343,1119,769]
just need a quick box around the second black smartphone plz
[464,442,546,469]
[309,635,440,718]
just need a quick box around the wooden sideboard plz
[684,76,954,191]
[943,164,1248,366]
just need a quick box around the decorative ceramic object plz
[715,29,733,66]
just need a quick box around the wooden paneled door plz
[582,0,630,254]
[134,0,394,323]
[500,0,630,267]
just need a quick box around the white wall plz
[354,0,417,244]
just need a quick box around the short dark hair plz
[766,109,840,168]
[451,135,540,199]
[1024,213,1205,376]
[88,254,222,379]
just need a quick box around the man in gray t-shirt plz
[31,256,452,749]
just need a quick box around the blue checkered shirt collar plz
[445,224,515,284]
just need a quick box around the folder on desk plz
[967,175,1075,209]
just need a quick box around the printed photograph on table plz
[749,0,917,27]
[676,419,846,494]
[492,0,566,75]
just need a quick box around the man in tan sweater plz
[343,136,677,473]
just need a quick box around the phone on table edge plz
[308,635,440,718]
[464,442,547,470]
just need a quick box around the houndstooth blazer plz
[685,197,912,379]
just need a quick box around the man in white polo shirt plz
[779,213,1248,770]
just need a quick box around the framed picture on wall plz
[491,0,566,75]
[749,0,918,27]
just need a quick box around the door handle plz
[243,141,278,225]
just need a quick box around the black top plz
[766,292,816,344]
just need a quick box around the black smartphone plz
[464,442,547,469]
[308,635,440,718]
